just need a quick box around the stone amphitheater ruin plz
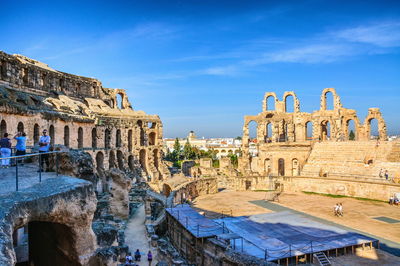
[0,51,399,266]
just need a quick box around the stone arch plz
[153,149,159,171]
[117,150,124,170]
[320,88,342,111]
[283,91,300,113]
[139,149,147,172]
[33,123,40,144]
[77,127,83,148]
[264,158,271,175]
[116,93,123,109]
[292,158,299,176]
[320,120,331,141]
[104,128,111,149]
[305,121,313,140]
[278,158,285,176]
[96,152,104,173]
[346,119,357,140]
[0,119,6,137]
[263,92,277,111]
[49,125,55,146]
[148,132,156,146]
[109,150,116,169]
[128,129,133,152]
[265,122,273,142]
[116,129,121,148]
[128,155,134,171]
[364,109,387,140]
[247,120,258,143]
[91,128,97,148]
[150,122,157,129]
[17,122,24,133]
[137,120,145,146]
[64,125,70,147]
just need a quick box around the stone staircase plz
[313,252,331,266]
[301,141,400,179]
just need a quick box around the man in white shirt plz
[38,129,51,172]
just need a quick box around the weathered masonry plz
[0,52,169,182]
[239,88,400,179]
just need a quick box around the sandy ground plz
[330,248,397,266]
[125,205,159,266]
[193,190,400,243]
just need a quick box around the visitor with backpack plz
[134,249,141,261]
[14,132,27,165]
[0,133,11,168]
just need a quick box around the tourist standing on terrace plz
[0,133,11,168]
[14,132,27,165]
[38,129,50,172]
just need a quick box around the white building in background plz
[163,131,242,158]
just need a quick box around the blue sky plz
[1,0,399,137]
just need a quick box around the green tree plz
[183,140,195,160]
[173,137,181,152]
[235,136,242,140]
[349,130,355,141]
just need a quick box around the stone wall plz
[0,177,97,265]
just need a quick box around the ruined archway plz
[116,93,123,109]
[128,129,132,152]
[137,120,145,146]
[17,122,24,133]
[265,122,272,142]
[263,92,277,111]
[153,149,159,171]
[285,94,294,113]
[49,125,55,146]
[248,120,258,144]
[346,119,357,140]
[320,88,341,111]
[33,124,39,144]
[278,158,285,176]
[96,152,104,173]
[117,150,124,170]
[116,129,121,148]
[149,132,156,146]
[305,121,313,140]
[109,150,116,169]
[139,149,147,172]
[320,120,331,141]
[368,118,379,140]
[0,119,6,137]
[292,158,299,176]
[91,128,97,148]
[64,125,70,147]
[104,128,111,149]
[77,127,83,149]
[264,158,271,175]
[128,155,134,171]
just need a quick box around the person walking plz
[38,129,51,172]
[134,249,141,261]
[147,250,153,266]
[14,132,27,165]
[0,133,11,168]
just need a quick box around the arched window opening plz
[137,120,145,146]
[91,128,97,148]
[128,155,134,171]
[64,126,70,147]
[278,158,285,176]
[49,125,55,146]
[117,150,124,170]
[116,93,123,109]
[347,120,356,141]
[0,120,7,137]
[248,121,258,143]
[285,95,294,113]
[292,158,299,176]
[369,118,379,140]
[149,132,156,146]
[321,121,331,141]
[153,149,159,170]
[266,96,275,111]
[128,129,133,152]
[33,124,40,144]
[77,127,83,148]
[109,151,116,169]
[150,122,157,129]
[105,129,111,149]
[96,152,104,173]
[17,122,24,133]
[139,149,147,172]
[325,91,334,110]
[265,123,272,143]
[305,121,313,140]
[264,159,271,175]
[116,129,121,148]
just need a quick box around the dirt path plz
[124,205,158,266]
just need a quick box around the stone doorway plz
[245,180,252,190]
[278,158,285,176]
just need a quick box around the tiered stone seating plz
[301,141,400,179]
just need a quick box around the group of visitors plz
[125,249,153,266]
[379,169,390,180]
[333,203,344,216]
[389,194,399,205]
[0,129,51,171]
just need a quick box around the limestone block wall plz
[172,178,218,205]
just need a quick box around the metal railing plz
[0,151,65,192]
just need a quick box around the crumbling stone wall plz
[0,51,170,184]
[240,88,390,176]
